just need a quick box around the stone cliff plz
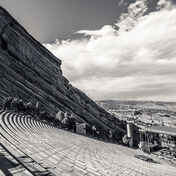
[0,6,125,133]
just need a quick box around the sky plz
[1,0,176,102]
[0,0,122,43]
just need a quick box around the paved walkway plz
[0,110,176,176]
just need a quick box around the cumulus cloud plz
[157,0,174,10]
[44,0,176,101]
[117,0,148,33]
[77,25,116,37]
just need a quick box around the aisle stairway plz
[0,110,176,176]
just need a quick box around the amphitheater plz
[0,110,176,176]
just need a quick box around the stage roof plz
[140,126,176,137]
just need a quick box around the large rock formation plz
[0,6,125,133]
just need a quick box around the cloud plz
[118,0,128,7]
[157,0,174,10]
[77,25,116,37]
[44,0,176,101]
[116,0,148,33]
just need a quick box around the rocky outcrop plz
[0,6,125,133]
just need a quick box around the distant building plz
[139,126,176,153]
[126,121,176,153]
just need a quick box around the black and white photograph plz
[0,0,176,175]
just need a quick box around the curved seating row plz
[0,110,176,176]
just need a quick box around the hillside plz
[96,100,176,126]
[0,6,125,134]
[96,100,176,111]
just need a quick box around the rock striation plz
[0,6,125,134]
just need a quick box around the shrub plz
[108,130,113,139]
[46,113,54,122]
[38,111,53,122]
[61,116,68,127]
[38,111,47,120]
[122,134,130,145]
[92,125,96,131]
[17,99,26,112]
[55,111,65,122]
[2,97,14,110]
[54,118,61,126]
[10,97,21,111]
[24,102,33,114]
[134,110,142,116]
[67,116,76,131]
[64,112,68,119]
[91,125,97,136]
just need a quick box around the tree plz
[122,135,130,145]
[55,111,65,122]
[61,116,68,128]
[134,110,142,116]
[67,114,76,131]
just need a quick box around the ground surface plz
[0,110,176,176]
[97,100,176,126]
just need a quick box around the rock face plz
[0,6,125,133]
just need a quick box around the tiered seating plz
[0,110,176,176]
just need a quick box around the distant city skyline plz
[1,0,176,102]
